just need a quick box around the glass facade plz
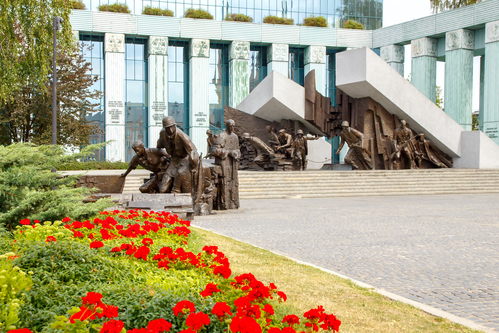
[125,38,148,161]
[82,0,382,29]
[168,41,190,134]
[209,43,229,134]
[249,45,268,92]
[325,50,338,107]
[289,48,304,86]
[80,34,105,161]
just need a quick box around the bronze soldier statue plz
[276,129,294,158]
[414,133,452,168]
[120,140,168,193]
[156,116,199,193]
[242,133,276,168]
[205,129,218,158]
[266,126,279,151]
[392,119,416,169]
[292,129,319,171]
[336,121,374,170]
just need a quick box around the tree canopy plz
[430,0,483,13]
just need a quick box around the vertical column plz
[380,44,404,77]
[189,39,210,155]
[267,43,289,77]
[444,29,474,131]
[104,33,125,162]
[147,36,169,148]
[304,46,326,95]
[483,20,499,144]
[229,41,250,108]
[411,37,437,103]
[479,55,485,132]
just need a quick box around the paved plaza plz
[194,194,499,331]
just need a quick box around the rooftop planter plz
[343,19,364,30]
[225,13,253,22]
[142,6,174,17]
[98,3,131,14]
[263,15,294,25]
[184,8,214,20]
[70,0,85,10]
[302,16,328,28]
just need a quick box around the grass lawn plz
[191,227,481,333]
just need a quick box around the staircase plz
[121,169,499,199]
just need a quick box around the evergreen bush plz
[302,16,328,27]
[225,13,253,22]
[342,19,364,30]
[98,3,131,14]
[70,0,86,10]
[142,6,174,16]
[57,161,142,171]
[184,8,214,19]
[263,15,294,25]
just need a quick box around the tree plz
[337,0,382,30]
[430,0,482,13]
[0,44,104,148]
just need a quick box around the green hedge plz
[343,19,364,30]
[57,160,142,171]
[142,6,174,16]
[302,16,328,27]
[263,15,294,25]
[98,3,131,14]
[225,13,253,22]
[184,8,213,19]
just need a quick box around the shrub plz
[98,3,131,14]
[70,0,86,10]
[342,19,364,30]
[184,8,213,20]
[57,160,142,171]
[302,15,328,27]
[263,15,294,25]
[142,6,174,17]
[225,13,253,22]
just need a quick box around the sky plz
[382,0,481,111]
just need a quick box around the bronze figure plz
[205,129,218,158]
[276,129,294,159]
[211,119,241,210]
[156,116,199,193]
[336,121,374,170]
[292,129,319,171]
[266,126,279,151]
[392,119,416,169]
[414,133,453,168]
[242,133,276,168]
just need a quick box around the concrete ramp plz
[336,47,499,168]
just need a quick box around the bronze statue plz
[156,116,199,193]
[392,119,416,169]
[211,119,240,210]
[414,133,452,168]
[242,133,276,168]
[266,126,279,151]
[205,129,218,158]
[120,140,168,193]
[336,121,374,170]
[292,130,319,171]
[276,129,294,158]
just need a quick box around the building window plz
[325,50,339,107]
[80,34,105,161]
[125,37,148,162]
[168,41,189,134]
[209,43,229,134]
[249,45,268,92]
[289,48,304,86]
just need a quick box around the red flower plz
[262,304,274,315]
[277,291,287,302]
[62,217,71,223]
[267,328,281,333]
[8,329,33,333]
[100,305,119,319]
[82,292,103,306]
[230,316,262,333]
[146,318,172,333]
[282,314,300,327]
[320,314,341,332]
[90,241,104,249]
[211,302,232,322]
[134,246,150,261]
[19,219,30,225]
[46,236,56,243]
[185,312,210,331]
[200,283,221,297]
[73,231,84,238]
[69,306,95,323]
[213,265,231,279]
[89,233,94,239]
[111,247,121,253]
[100,319,124,333]
[173,300,195,317]
[127,329,146,333]
[142,238,153,246]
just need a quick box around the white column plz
[380,44,404,77]
[304,46,326,95]
[147,36,169,148]
[267,43,289,78]
[104,33,125,162]
[229,41,250,107]
[189,39,210,155]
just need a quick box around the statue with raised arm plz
[120,140,168,193]
[335,121,374,170]
[392,119,416,169]
[292,129,319,171]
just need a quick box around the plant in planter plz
[98,3,131,14]
[142,6,174,16]
[225,13,253,22]
[302,16,328,27]
[70,0,86,10]
[263,15,294,25]
[342,19,364,30]
[184,8,214,19]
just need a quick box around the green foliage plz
[70,0,86,9]
[302,16,328,27]
[0,253,33,332]
[436,85,444,110]
[337,0,382,30]
[263,15,294,25]
[142,6,174,16]
[430,0,482,13]
[342,19,364,30]
[472,113,479,131]
[225,13,253,22]
[57,161,142,171]
[98,3,131,14]
[0,0,73,104]
[184,8,214,19]
[0,143,114,230]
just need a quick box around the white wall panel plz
[148,54,168,148]
[93,12,137,34]
[221,21,261,41]
[105,52,125,161]
[189,57,210,155]
[261,24,299,44]
[299,26,336,46]
[337,29,372,48]
[69,10,92,31]
[137,16,180,37]
[181,18,222,40]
